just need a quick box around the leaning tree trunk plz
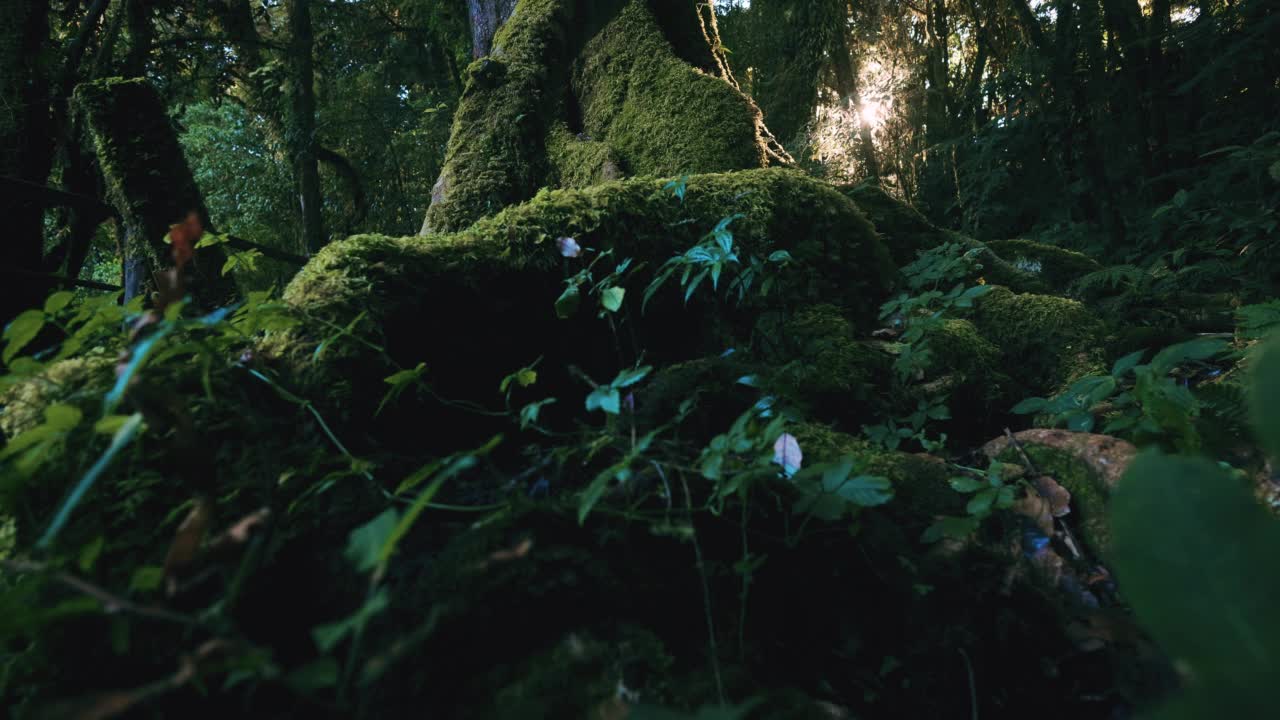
[72,78,236,307]
[421,0,791,234]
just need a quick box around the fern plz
[1237,300,1280,340]
[1069,264,1146,294]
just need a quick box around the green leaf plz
[1250,335,1280,458]
[38,413,144,549]
[1110,452,1278,713]
[129,566,164,592]
[612,365,652,389]
[3,309,46,365]
[345,509,400,574]
[948,476,985,493]
[966,487,999,515]
[921,515,980,543]
[600,286,626,312]
[43,404,83,432]
[554,285,581,319]
[312,588,390,653]
[286,657,340,692]
[579,464,628,525]
[43,291,75,315]
[1111,349,1147,377]
[586,387,620,414]
[1011,397,1048,414]
[520,398,556,429]
[1150,337,1227,374]
[1065,410,1095,432]
[828,472,892,507]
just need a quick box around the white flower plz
[557,236,581,258]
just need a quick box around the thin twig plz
[680,474,725,705]
[959,648,978,720]
[1,558,195,626]
[1003,428,1086,561]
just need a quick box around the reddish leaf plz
[168,212,203,269]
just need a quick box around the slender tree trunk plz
[286,0,324,254]
[468,0,518,58]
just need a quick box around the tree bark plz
[286,0,324,254]
[73,78,236,307]
[468,0,518,58]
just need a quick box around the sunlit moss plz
[971,286,1106,397]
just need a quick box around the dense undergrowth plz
[2,163,1278,718]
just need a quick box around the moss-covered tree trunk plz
[421,0,791,234]
[72,78,236,307]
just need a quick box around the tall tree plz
[286,0,324,254]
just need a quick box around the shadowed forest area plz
[1,0,1277,717]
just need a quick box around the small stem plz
[680,474,725,705]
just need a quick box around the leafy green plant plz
[1012,337,1229,450]
[921,460,1015,542]
[643,214,792,310]
[878,242,992,381]
[863,398,950,452]
[553,241,635,320]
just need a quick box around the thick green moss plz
[572,1,767,177]
[985,239,1102,294]
[544,123,624,188]
[837,183,1046,292]
[423,0,781,233]
[761,305,893,426]
[971,286,1106,397]
[276,170,895,441]
[421,0,570,233]
[839,182,945,265]
[0,357,113,439]
[72,78,235,306]
[789,422,962,519]
[919,319,1013,439]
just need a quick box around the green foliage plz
[878,242,991,381]
[1110,453,1278,719]
[921,460,1014,543]
[1013,338,1230,450]
[644,214,793,310]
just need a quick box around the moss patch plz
[985,238,1103,294]
[572,0,767,177]
[971,286,1106,398]
[274,169,895,450]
